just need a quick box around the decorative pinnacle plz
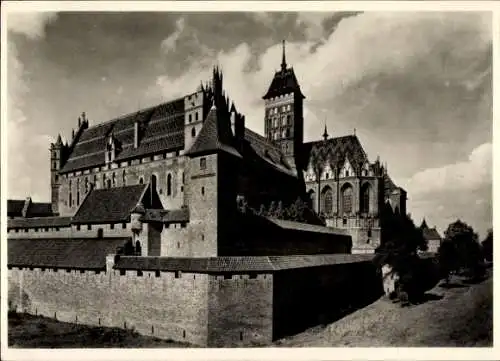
[281,40,287,72]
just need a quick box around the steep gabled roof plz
[263,68,305,99]
[60,98,185,174]
[303,135,369,174]
[185,105,241,158]
[8,238,130,269]
[72,184,150,224]
[423,227,442,241]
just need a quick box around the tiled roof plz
[244,128,296,177]
[28,202,53,217]
[8,238,130,269]
[114,254,375,272]
[423,227,442,241]
[8,216,72,229]
[185,105,241,158]
[265,217,349,236]
[263,68,305,99]
[7,199,54,218]
[72,184,148,224]
[7,200,25,217]
[303,135,369,174]
[60,98,185,174]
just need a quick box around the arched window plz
[85,177,89,193]
[182,171,185,184]
[122,170,126,186]
[112,172,116,187]
[361,183,371,214]
[93,175,97,189]
[106,179,111,189]
[103,173,107,187]
[167,173,172,196]
[191,127,196,138]
[321,186,333,215]
[139,177,144,185]
[341,184,353,214]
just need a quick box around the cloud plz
[7,13,57,201]
[160,17,185,54]
[403,142,492,196]
[7,12,58,40]
[148,12,491,237]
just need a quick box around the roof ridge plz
[82,97,185,132]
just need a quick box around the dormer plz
[340,156,354,178]
[105,134,120,164]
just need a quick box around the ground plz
[275,269,493,347]
[8,269,492,348]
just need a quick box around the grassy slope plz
[275,271,493,347]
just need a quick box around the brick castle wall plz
[207,274,273,346]
[8,268,210,345]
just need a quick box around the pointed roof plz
[263,40,305,100]
[420,218,429,229]
[322,123,329,141]
[281,40,287,72]
[72,184,151,224]
[185,104,242,158]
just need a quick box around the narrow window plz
[122,170,126,186]
[137,270,143,277]
[189,114,192,123]
[122,223,126,229]
[167,173,172,196]
[195,112,199,121]
[175,271,181,279]
[201,187,205,195]
[200,157,206,170]
[76,225,80,231]
[191,127,196,138]
[87,224,92,230]
[139,177,144,185]
[155,270,160,278]
[110,224,114,230]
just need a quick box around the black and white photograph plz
[2,1,495,358]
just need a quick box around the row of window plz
[305,168,373,182]
[187,112,200,123]
[267,115,292,128]
[62,150,182,179]
[268,104,292,116]
[10,227,62,233]
[67,171,185,207]
[269,128,292,140]
[311,184,371,215]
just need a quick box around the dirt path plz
[275,272,493,347]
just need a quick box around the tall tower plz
[263,40,305,169]
[50,134,64,215]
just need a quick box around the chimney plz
[134,120,139,148]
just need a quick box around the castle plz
[7,42,407,346]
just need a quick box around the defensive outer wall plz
[8,254,382,347]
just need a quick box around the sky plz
[6,10,492,238]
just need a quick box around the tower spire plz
[322,118,329,141]
[281,40,287,72]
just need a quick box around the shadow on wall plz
[272,261,384,341]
